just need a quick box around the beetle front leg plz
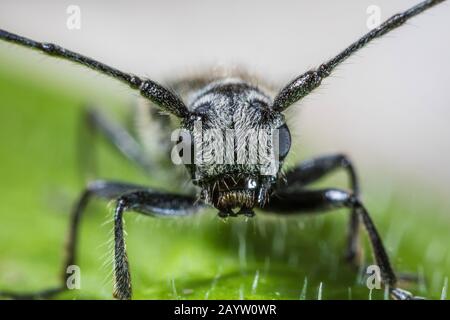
[113,200,132,300]
[110,190,204,300]
[281,154,361,265]
[262,188,421,300]
[0,180,147,300]
[0,181,203,300]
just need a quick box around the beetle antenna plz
[0,29,189,118]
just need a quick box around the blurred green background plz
[0,50,449,300]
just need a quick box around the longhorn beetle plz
[0,0,446,300]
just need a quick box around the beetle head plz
[175,79,291,217]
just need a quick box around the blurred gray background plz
[1,0,449,202]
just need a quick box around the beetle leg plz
[0,181,203,300]
[111,190,204,300]
[262,188,423,300]
[281,154,361,265]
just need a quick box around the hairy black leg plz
[281,154,361,265]
[111,190,203,300]
[63,181,151,274]
[0,181,202,300]
[0,181,147,299]
[79,107,156,178]
[113,200,131,300]
[262,188,420,300]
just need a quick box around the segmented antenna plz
[0,29,189,118]
[273,0,446,111]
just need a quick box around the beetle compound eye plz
[276,123,291,160]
